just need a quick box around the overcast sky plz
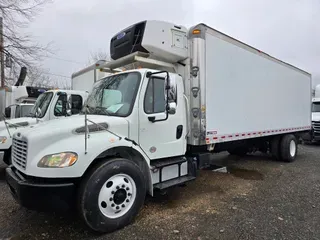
[28,0,320,87]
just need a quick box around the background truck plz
[0,89,88,165]
[0,86,49,120]
[5,20,311,233]
[71,60,123,93]
[0,60,111,165]
[0,67,50,121]
[302,84,320,143]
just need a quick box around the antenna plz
[84,104,88,154]
[2,113,11,138]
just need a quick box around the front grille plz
[12,138,28,169]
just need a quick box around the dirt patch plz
[135,169,254,225]
[227,167,264,180]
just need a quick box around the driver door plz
[138,74,186,160]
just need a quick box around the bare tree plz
[22,66,71,89]
[88,49,111,65]
[0,0,54,86]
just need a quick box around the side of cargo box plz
[186,23,311,163]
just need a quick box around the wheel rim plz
[289,140,296,157]
[98,173,137,219]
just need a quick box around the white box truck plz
[0,89,88,165]
[5,20,311,233]
[0,86,49,121]
[0,67,45,120]
[0,61,115,165]
[71,60,123,93]
[302,84,320,142]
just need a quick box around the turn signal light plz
[192,29,201,35]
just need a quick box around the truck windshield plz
[312,102,320,112]
[27,92,53,118]
[82,72,141,117]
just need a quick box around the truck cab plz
[0,89,88,165]
[5,103,34,119]
[1,86,49,121]
[311,97,320,142]
[302,84,320,143]
[5,21,191,233]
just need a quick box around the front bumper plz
[5,166,76,211]
[300,129,320,142]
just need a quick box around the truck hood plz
[312,112,320,122]
[13,114,129,140]
[0,117,37,132]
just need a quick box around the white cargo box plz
[188,24,312,144]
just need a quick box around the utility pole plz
[0,17,4,87]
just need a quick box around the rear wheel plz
[78,158,146,233]
[280,134,298,162]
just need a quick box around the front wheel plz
[78,158,147,233]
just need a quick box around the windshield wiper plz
[94,106,112,116]
[81,106,114,116]
[2,114,12,138]
[26,112,36,117]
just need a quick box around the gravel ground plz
[1,144,320,240]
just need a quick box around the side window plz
[144,77,166,114]
[71,94,83,115]
[4,106,11,118]
[54,95,66,116]
[15,106,20,118]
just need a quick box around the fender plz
[84,139,153,196]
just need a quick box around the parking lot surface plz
[1,144,320,240]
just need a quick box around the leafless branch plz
[88,49,111,65]
[0,0,54,86]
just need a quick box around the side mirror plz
[165,76,177,116]
[66,95,72,116]
[167,102,177,115]
[35,107,42,118]
[66,108,72,116]
[165,77,177,103]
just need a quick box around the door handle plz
[148,116,156,122]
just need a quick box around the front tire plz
[78,158,146,233]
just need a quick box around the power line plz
[41,55,85,65]
[42,72,71,79]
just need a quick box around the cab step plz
[153,175,196,190]
[150,156,187,168]
[151,156,198,190]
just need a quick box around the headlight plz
[0,136,7,144]
[37,152,78,168]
